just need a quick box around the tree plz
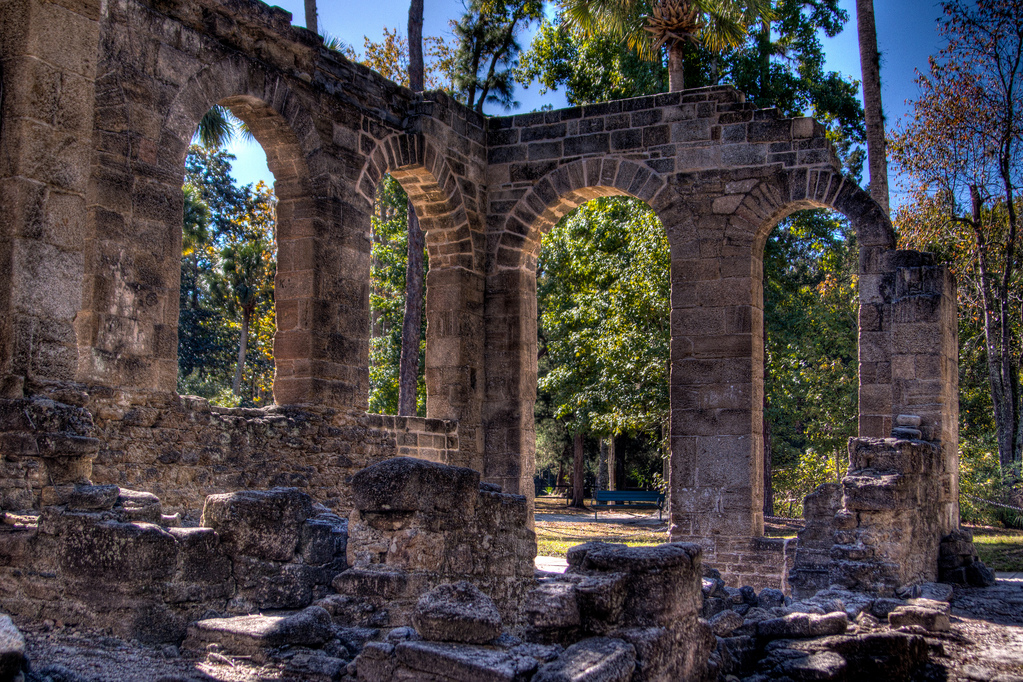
[561,0,772,91]
[890,0,1023,480]
[179,146,277,407]
[399,0,428,416]
[450,0,545,112]
[855,0,889,214]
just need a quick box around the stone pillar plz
[668,224,764,558]
[423,266,485,472]
[482,268,536,504]
[0,0,101,392]
[891,256,958,533]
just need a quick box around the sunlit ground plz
[533,497,1023,571]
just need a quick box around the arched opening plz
[367,174,428,416]
[177,106,278,407]
[171,92,316,407]
[535,195,670,510]
[759,208,859,521]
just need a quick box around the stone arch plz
[482,157,671,501]
[355,135,487,471]
[665,165,896,580]
[78,53,365,408]
[491,158,670,272]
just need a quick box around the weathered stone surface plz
[184,606,332,658]
[758,588,785,609]
[64,484,119,510]
[0,614,26,682]
[392,640,538,682]
[709,609,744,637]
[352,457,479,517]
[888,605,950,632]
[758,612,848,639]
[523,581,581,630]
[114,489,162,524]
[201,488,313,561]
[411,581,502,644]
[532,637,636,682]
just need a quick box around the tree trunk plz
[855,0,889,216]
[408,0,424,91]
[763,307,773,517]
[303,0,317,35]
[607,434,617,491]
[598,438,608,492]
[571,431,585,508]
[232,306,251,396]
[667,43,685,92]
[397,202,425,416]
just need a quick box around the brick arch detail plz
[491,157,669,271]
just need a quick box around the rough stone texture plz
[411,581,503,644]
[335,458,535,628]
[939,528,997,586]
[888,605,951,632]
[183,606,332,660]
[0,0,958,603]
[1,389,459,518]
[790,436,962,597]
[522,542,713,681]
[532,637,636,682]
[0,486,347,642]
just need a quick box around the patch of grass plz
[535,520,667,558]
[966,524,1023,572]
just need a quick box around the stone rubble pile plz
[0,485,348,642]
[699,566,963,681]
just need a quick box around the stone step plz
[182,606,333,662]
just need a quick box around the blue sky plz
[226,0,948,206]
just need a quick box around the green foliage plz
[368,176,427,416]
[517,21,666,104]
[449,0,545,111]
[178,145,276,407]
[772,448,833,517]
[764,211,859,480]
[538,197,670,437]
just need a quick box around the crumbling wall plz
[332,457,536,626]
[0,485,347,643]
[0,389,458,517]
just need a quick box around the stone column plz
[0,0,101,393]
[891,256,959,533]
[482,268,536,504]
[668,219,764,557]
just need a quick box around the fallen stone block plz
[114,489,162,524]
[758,588,786,609]
[201,488,313,562]
[533,637,636,682]
[412,581,502,644]
[394,640,538,681]
[183,606,332,660]
[709,609,744,637]
[758,612,848,639]
[888,605,950,632]
[351,457,479,519]
[523,581,580,630]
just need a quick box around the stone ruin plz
[0,0,997,678]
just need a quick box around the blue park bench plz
[591,490,664,521]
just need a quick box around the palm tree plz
[855,0,889,215]
[563,0,772,91]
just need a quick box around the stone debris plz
[182,606,333,661]
[939,528,998,587]
[532,637,636,682]
[411,581,503,644]
[888,604,951,632]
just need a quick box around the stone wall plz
[0,388,457,518]
[0,0,961,592]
